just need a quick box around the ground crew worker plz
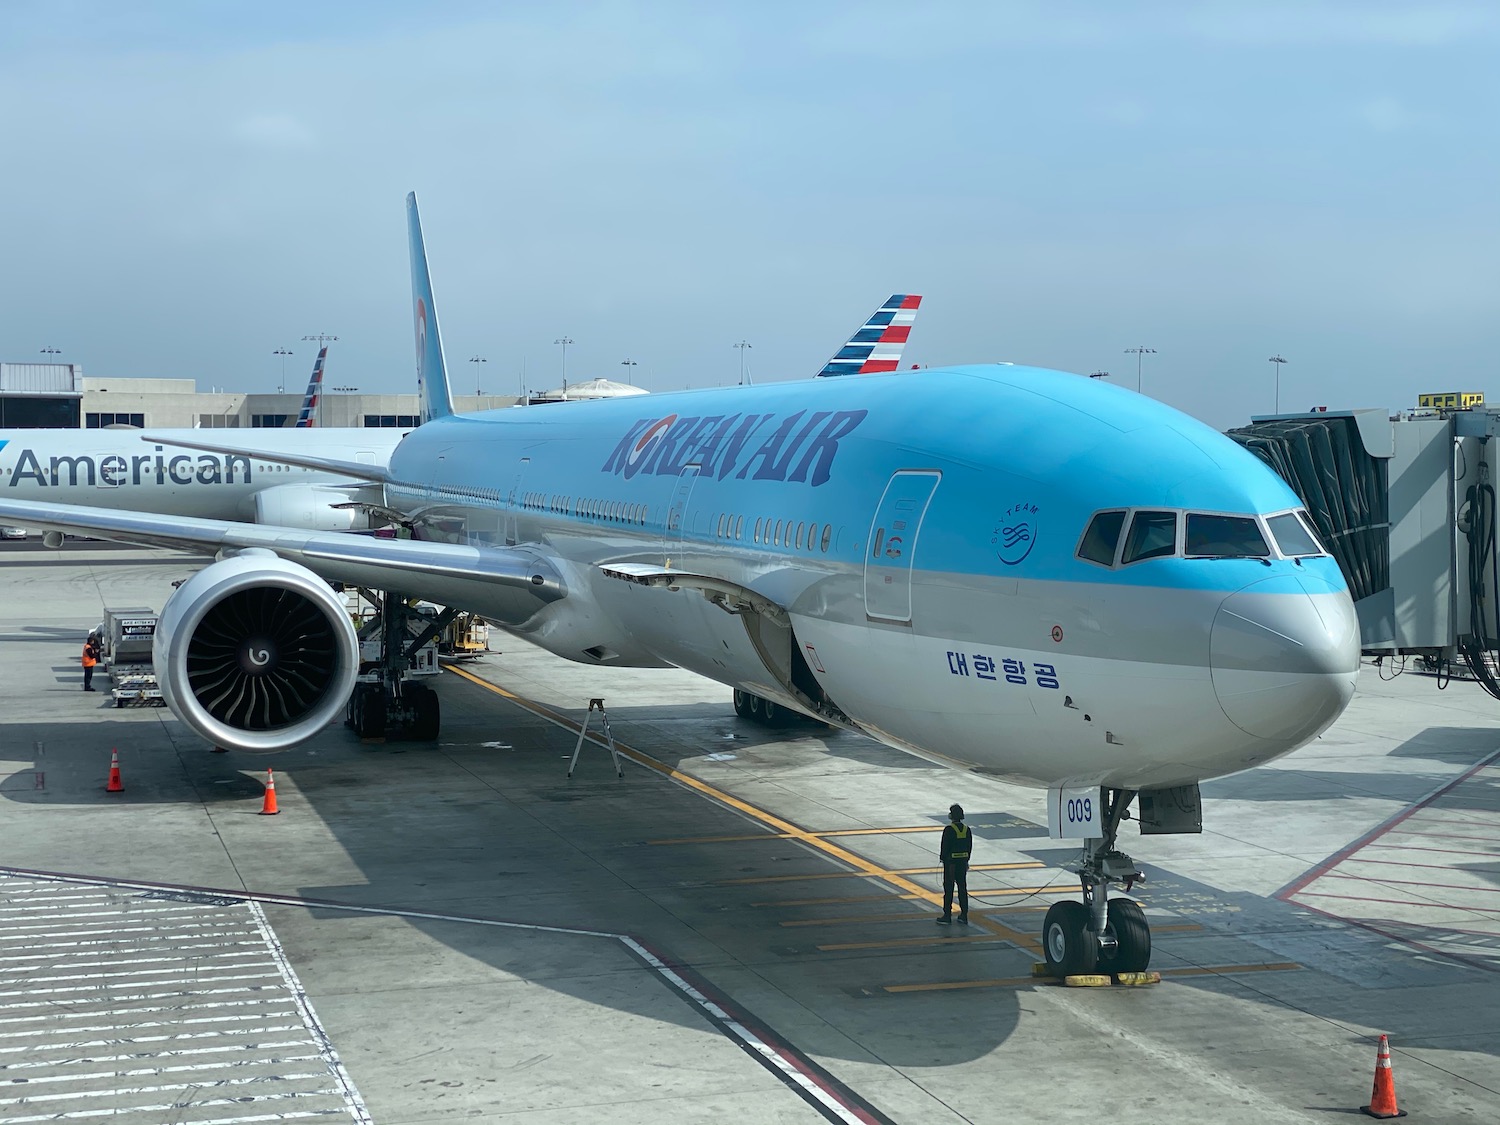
[81,633,101,692]
[936,803,971,925]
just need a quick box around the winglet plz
[407,193,454,423]
[815,294,923,377]
[294,347,327,427]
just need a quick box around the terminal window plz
[363,415,420,428]
[198,415,242,428]
[86,412,146,428]
[252,414,292,428]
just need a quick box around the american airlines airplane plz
[0,195,1360,977]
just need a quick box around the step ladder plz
[568,697,623,779]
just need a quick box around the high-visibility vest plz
[949,823,970,859]
[81,644,98,668]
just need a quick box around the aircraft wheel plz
[760,698,783,727]
[745,693,764,721]
[1042,900,1098,977]
[361,690,387,739]
[732,689,752,719]
[1103,898,1151,972]
[410,685,441,741]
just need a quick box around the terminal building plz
[0,363,653,430]
[0,361,524,429]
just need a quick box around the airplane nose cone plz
[1210,574,1360,744]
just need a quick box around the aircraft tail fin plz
[815,294,923,377]
[407,192,455,423]
[294,347,328,428]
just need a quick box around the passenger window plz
[754,517,763,543]
[1269,512,1322,557]
[775,519,784,545]
[1122,511,1177,564]
[821,525,832,552]
[735,515,744,539]
[1077,510,1126,566]
[797,522,806,549]
[1185,514,1270,558]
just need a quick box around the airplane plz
[295,347,328,427]
[0,194,1360,978]
[815,294,922,377]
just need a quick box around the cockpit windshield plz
[1267,511,1323,557]
[1185,513,1270,558]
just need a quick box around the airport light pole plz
[1124,346,1156,393]
[620,358,638,385]
[1268,354,1287,413]
[1089,370,1109,380]
[553,337,573,391]
[272,347,293,393]
[735,340,752,386]
[469,355,487,397]
[39,346,60,358]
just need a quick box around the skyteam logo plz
[993,501,1039,566]
[414,297,428,389]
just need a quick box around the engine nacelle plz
[154,551,359,752]
[251,484,370,531]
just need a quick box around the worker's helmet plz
[949,803,964,821]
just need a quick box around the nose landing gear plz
[1042,788,1151,978]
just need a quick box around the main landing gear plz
[345,589,449,742]
[1042,788,1152,977]
[732,688,793,727]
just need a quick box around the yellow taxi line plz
[818,934,1004,952]
[444,667,972,914]
[648,825,945,846]
[718,861,1043,887]
[883,961,1302,994]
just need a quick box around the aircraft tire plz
[732,689,751,719]
[411,685,441,741]
[1042,901,1097,977]
[361,690,387,739]
[760,698,783,726]
[745,694,764,721]
[1103,898,1151,972]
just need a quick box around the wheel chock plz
[1063,974,1113,987]
[1031,962,1051,978]
[1113,971,1161,986]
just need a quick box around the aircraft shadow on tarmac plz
[3,696,1498,1074]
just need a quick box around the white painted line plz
[0,1077,333,1111]
[0,1038,315,1069]
[0,917,254,938]
[0,947,268,969]
[0,927,258,950]
[0,997,296,1026]
[3,960,278,986]
[0,1023,306,1054]
[248,900,373,1125]
[0,969,279,998]
[0,983,279,1011]
[2,1054,322,1087]
[0,1086,340,1122]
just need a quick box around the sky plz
[1,1,1495,428]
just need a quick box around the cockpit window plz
[1122,510,1177,564]
[1268,511,1323,557]
[1077,510,1125,566]
[1185,514,1270,558]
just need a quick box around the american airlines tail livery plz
[0,194,1359,977]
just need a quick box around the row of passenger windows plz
[521,492,650,525]
[1077,507,1326,567]
[710,513,835,552]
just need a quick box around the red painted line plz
[1365,842,1500,859]
[1385,828,1500,844]
[1276,745,1500,900]
[1329,855,1500,874]
[1289,897,1500,974]
[1311,872,1500,894]
[1294,890,1500,915]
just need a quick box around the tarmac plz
[1,539,1497,1124]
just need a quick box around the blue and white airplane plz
[0,194,1359,976]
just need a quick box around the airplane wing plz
[815,294,923,377]
[0,498,564,622]
[140,433,392,483]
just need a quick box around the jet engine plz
[250,484,372,531]
[154,551,359,752]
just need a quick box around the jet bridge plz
[1227,403,1500,698]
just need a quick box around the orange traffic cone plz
[105,749,123,793]
[258,768,280,816]
[1361,1034,1406,1118]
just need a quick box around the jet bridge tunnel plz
[1226,405,1500,699]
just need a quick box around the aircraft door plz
[864,470,941,622]
[504,455,530,546]
[664,463,700,554]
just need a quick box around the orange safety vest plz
[81,643,98,668]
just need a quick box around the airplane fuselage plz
[383,364,1360,790]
